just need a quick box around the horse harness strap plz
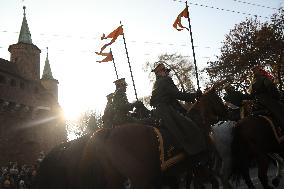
[152,127,185,171]
[259,115,284,143]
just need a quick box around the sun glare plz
[63,107,82,121]
[61,100,85,122]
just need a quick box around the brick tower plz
[8,6,41,81]
[0,7,67,165]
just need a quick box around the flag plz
[99,25,123,52]
[173,6,189,31]
[101,25,123,40]
[96,51,113,63]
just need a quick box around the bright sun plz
[61,101,85,121]
[63,107,82,121]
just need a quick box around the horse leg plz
[193,178,206,189]
[210,175,219,189]
[219,173,233,189]
[204,165,220,189]
[269,153,283,187]
[257,155,274,189]
[167,176,180,189]
[242,166,256,189]
[185,170,192,189]
[220,157,233,189]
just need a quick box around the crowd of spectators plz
[0,152,44,189]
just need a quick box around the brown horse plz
[35,87,228,189]
[231,115,284,189]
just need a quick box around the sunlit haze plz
[1,0,282,120]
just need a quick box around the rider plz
[102,93,114,128]
[249,66,284,131]
[112,78,141,126]
[223,83,252,120]
[150,63,208,162]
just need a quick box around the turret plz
[41,47,59,101]
[8,6,41,81]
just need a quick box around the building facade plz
[0,7,67,164]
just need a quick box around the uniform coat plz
[150,75,207,155]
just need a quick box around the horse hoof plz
[272,178,280,187]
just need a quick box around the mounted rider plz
[150,63,208,161]
[111,78,142,126]
[249,66,284,131]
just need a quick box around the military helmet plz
[114,78,127,89]
[151,63,171,73]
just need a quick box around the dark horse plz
[231,115,284,189]
[35,87,228,189]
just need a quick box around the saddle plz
[241,100,284,143]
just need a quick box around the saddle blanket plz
[153,127,185,171]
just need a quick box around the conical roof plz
[42,48,55,80]
[18,6,32,44]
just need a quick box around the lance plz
[120,21,139,101]
[110,48,119,80]
[185,1,200,91]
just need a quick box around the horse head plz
[188,86,228,133]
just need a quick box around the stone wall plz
[0,105,66,165]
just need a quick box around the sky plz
[0,0,283,120]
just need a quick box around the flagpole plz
[120,21,138,101]
[185,1,200,91]
[110,48,119,80]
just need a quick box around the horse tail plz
[230,121,250,184]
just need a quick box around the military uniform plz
[112,88,135,126]
[250,74,284,129]
[150,63,207,156]
[102,93,114,128]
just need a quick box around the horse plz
[212,120,284,189]
[211,120,236,189]
[231,114,284,189]
[35,86,228,189]
[34,130,129,189]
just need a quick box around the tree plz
[66,110,103,139]
[205,8,284,92]
[143,53,197,93]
